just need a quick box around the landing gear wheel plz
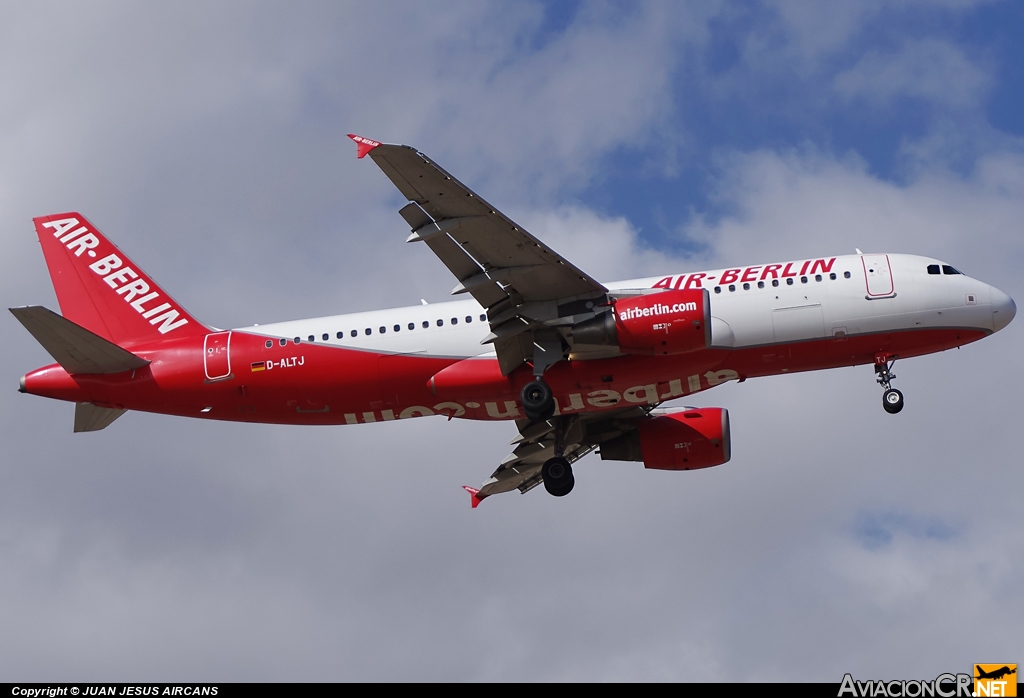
[882,389,904,414]
[542,456,574,497]
[521,380,555,422]
[874,356,903,414]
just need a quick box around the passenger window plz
[351,330,358,337]
[408,323,415,330]
[365,328,371,335]
[322,333,329,341]
[294,337,301,344]
[815,275,822,282]
[787,278,794,285]
[942,265,962,275]
[829,273,836,280]
[844,271,851,278]
[466,316,472,323]
[742,283,750,290]
[772,279,779,287]
[437,319,444,326]
[379,326,386,333]
[336,331,343,339]
[265,340,273,348]
[800,276,808,284]
[423,321,429,329]
[305,335,312,342]
[393,324,400,332]
[927,264,940,275]
[451,317,458,325]
[757,281,764,289]
[714,286,721,294]
[280,338,287,346]
[480,314,486,322]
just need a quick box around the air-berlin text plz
[340,369,740,425]
[652,258,837,289]
[42,218,189,334]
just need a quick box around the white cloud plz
[1,1,1022,682]
[684,145,1024,284]
[834,38,993,109]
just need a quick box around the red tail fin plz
[33,213,208,347]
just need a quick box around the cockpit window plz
[942,265,962,275]
[927,264,940,275]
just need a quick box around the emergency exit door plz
[204,331,232,381]
[862,254,894,297]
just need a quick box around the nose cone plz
[991,286,1016,332]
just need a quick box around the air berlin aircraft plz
[12,135,1016,506]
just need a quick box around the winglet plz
[348,134,381,159]
[462,485,486,509]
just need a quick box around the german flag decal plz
[250,361,266,372]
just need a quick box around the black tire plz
[521,380,555,422]
[546,474,575,497]
[882,388,904,414]
[542,457,574,497]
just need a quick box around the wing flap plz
[474,408,652,501]
[10,305,150,375]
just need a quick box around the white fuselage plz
[243,254,1012,357]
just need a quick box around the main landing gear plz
[537,410,575,497]
[521,379,555,422]
[542,456,574,497]
[874,355,904,414]
[521,330,571,494]
[522,378,573,496]
[521,330,562,423]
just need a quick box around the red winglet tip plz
[462,486,485,509]
[347,133,381,159]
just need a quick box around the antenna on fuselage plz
[421,299,428,305]
[855,248,863,255]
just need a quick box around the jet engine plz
[600,407,731,471]
[572,289,711,356]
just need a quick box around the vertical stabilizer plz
[33,213,208,347]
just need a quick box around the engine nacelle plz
[572,289,711,356]
[600,407,731,471]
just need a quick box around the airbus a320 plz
[12,135,1016,506]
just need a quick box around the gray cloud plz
[1,1,1020,682]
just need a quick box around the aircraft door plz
[204,331,232,381]
[862,254,894,297]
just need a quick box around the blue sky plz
[0,0,1021,682]
[570,1,1024,246]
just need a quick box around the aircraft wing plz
[470,407,652,504]
[351,135,609,375]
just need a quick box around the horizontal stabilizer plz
[9,306,150,375]
[74,402,127,432]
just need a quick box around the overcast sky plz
[1,0,1021,682]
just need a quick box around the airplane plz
[11,134,1016,506]
[975,666,1016,681]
